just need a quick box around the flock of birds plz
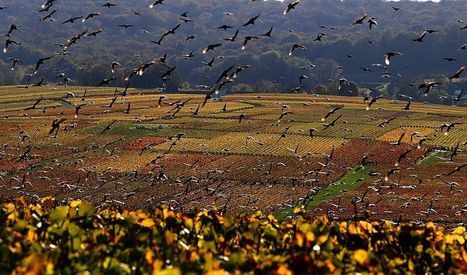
[0,0,466,224]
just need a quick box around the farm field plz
[0,86,465,225]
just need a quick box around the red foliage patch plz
[333,139,429,167]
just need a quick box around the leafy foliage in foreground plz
[1,198,466,274]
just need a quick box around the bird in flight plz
[448,66,464,82]
[385,52,402,65]
[284,0,301,15]
[243,13,261,26]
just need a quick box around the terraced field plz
[0,86,465,224]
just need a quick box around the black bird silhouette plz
[99,120,117,136]
[443,57,458,62]
[412,31,428,42]
[39,2,54,12]
[87,29,103,37]
[314,32,326,42]
[75,104,85,117]
[157,95,166,107]
[402,101,411,110]
[118,24,134,29]
[202,85,222,107]
[108,96,117,108]
[322,115,342,130]
[131,10,141,16]
[322,106,343,121]
[192,104,200,116]
[218,25,233,31]
[417,81,442,96]
[33,56,53,74]
[4,38,21,53]
[202,57,216,67]
[289,43,306,56]
[353,13,368,25]
[378,117,396,127]
[97,77,116,87]
[102,2,116,8]
[64,29,88,48]
[384,51,402,65]
[203,43,222,54]
[159,52,167,63]
[216,65,235,84]
[150,36,165,45]
[62,16,83,24]
[82,12,101,23]
[149,0,164,9]
[368,17,378,29]
[278,111,293,122]
[49,118,66,138]
[242,36,259,50]
[125,102,131,114]
[261,26,274,38]
[41,0,55,9]
[5,24,18,37]
[243,13,261,26]
[440,122,461,135]
[238,114,246,124]
[224,29,239,42]
[154,23,181,44]
[284,0,300,15]
[390,130,405,145]
[31,78,45,87]
[40,9,57,21]
[25,98,43,110]
[366,95,383,110]
[452,88,464,102]
[448,66,464,81]
[161,66,176,79]
[111,61,121,73]
[183,50,195,59]
[8,58,22,70]
[276,126,290,144]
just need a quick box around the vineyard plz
[0,86,465,226]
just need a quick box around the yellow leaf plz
[353,249,369,266]
[446,234,465,245]
[452,226,466,235]
[295,233,304,247]
[206,271,229,275]
[306,231,315,242]
[145,249,154,265]
[70,200,82,208]
[293,207,305,215]
[140,218,155,228]
[26,229,37,242]
[276,264,293,275]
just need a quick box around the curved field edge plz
[1,198,466,274]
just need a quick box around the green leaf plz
[49,206,69,223]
